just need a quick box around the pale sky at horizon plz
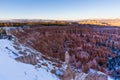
[0,0,120,20]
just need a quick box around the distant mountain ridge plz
[78,19,120,26]
[1,19,120,26]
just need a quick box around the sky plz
[0,0,120,20]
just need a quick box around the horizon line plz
[0,18,120,21]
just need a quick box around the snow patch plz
[0,39,59,80]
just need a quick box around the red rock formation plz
[9,25,118,76]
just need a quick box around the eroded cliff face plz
[8,25,120,79]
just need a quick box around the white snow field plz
[0,39,59,80]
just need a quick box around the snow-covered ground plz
[0,39,59,80]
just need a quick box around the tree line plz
[0,21,73,27]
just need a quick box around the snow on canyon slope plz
[0,39,59,80]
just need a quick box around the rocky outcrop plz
[62,66,75,80]
[75,72,107,80]
[16,54,39,65]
